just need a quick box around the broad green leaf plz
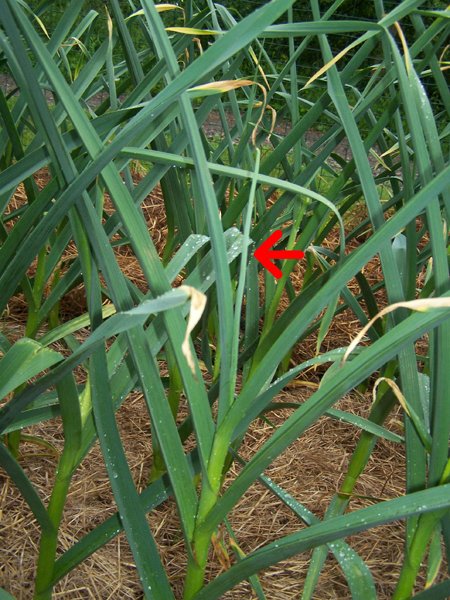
[235,454,377,600]
[412,580,450,599]
[0,339,62,400]
[196,484,450,599]
[89,346,175,598]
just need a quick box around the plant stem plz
[34,455,73,599]
[184,428,232,598]
[392,511,443,600]
[393,461,450,599]
[183,530,212,600]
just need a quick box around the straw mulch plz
[0,170,442,599]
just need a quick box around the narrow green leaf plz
[0,443,53,532]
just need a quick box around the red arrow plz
[254,229,304,279]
